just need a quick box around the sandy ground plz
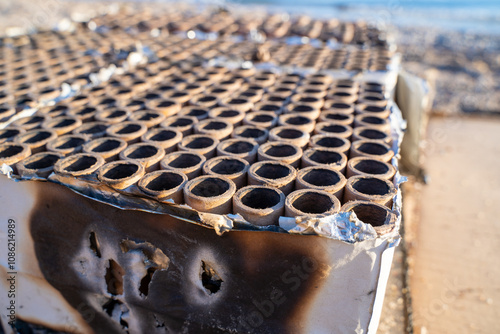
[408,116,500,333]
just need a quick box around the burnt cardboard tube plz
[203,156,249,189]
[72,122,109,139]
[183,175,236,214]
[138,170,188,204]
[257,141,303,168]
[314,122,353,139]
[67,106,100,123]
[146,99,181,117]
[53,152,105,177]
[318,111,354,127]
[341,200,396,235]
[285,189,341,218]
[322,102,354,115]
[355,105,391,119]
[160,116,198,137]
[253,101,283,115]
[278,113,316,134]
[221,97,253,113]
[301,147,348,173]
[95,108,131,124]
[216,138,259,164]
[41,116,82,136]
[269,126,310,149]
[194,119,234,140]
[129,110,167,128]
[296,166,347,199]
[346,157,396,180]
[178,134,219,159]
[290,95,324,110]
[178,106,210,121]
[11,115,49,130]
[141,127,183,153]
[0,106,15,122]
[83,137,128,162]
[326,90,357,104]
[46,134,88,155]
[191,94,219,109]
[243,111,278,130]
[349,139,394,162]
[354,114,391,133]
[0,127,25,144]
[119,142,165,172]
[233,185,285,226]
[15,129,58,154]
[309,134,351,154]
[106,121,148,144]
[232,125,269,145]
[0,142,31,173]
[352,126,391,144]
[16,151,63,178]
[344,176,396,208]
[161,151,207,179]
[248,160,297,195]
[97,160,145,190]
[208,107,245,125]
[286,103,321,120]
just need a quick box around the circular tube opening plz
[357,142,389,155]
[309,150,342,164]
[264,144,297,158]
[302,169,340,187]
[191,178,230,197]
[167,153,202,168]
[144,172,184,191]
[103,163,139,180]
[354,159,390,175]
[291,192,334,214]
[210,159,246,175]
[351,177,390,196]
[255,163,291,179]
[241,188,281,209]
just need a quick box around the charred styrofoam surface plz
[0,175,398,333]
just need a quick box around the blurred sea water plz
[215,0,500,35]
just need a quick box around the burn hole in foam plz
[200,261,222,294]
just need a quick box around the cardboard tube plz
[253,102,284,115]
[269,126,310,149]
[128,110,167,128]
[355,105,390,119]
[285,189,340,218]
[11,115,49,130]
[278,113,316,133]
[16,151,63,178]
[183,175,236,214]
[146,99,181,117]
[67,106,100,122]
[194,119,234,140]
[243,111,278,130]
[248,160,297,195]
[47,134,88,155]
[220,97,253,113]
[216,138,258,164]
[54,152,105,177]
[119,142,165,172]
[314,122,353,139]
[178,106,210,121]
[41,116,82,136]
[203,156,249,189]
[349,139,394,162]
[301,147,348,173]
[286,103,321,120]
[344,176,396,208]
[97,160,145,190]
[257,141,302,168]
[178,134,219,159]
[95,108,131,124]
[141,127,183,153]
[346,157,396,180]
[0,142,31,173]
[191,94,219,109]
[309,134,350,154]
[15,129,58,154]
[161,151,206,179]
[233,185,285,226]
[106,121,148,144]
[322,102,355,115]
[296,166,346,199]
[72,122,109,139]
[232,125,269,144]
[354,114,391,133]
[0,105,15,122]
[318,111,354,126]
[83,137,128,162]
[208,107,245,125]
[290,95,324,110]
[138,170,188,204]
[326,90,357,104]
[160,116,198,137]
[352,126,391,144]
[0,127,25,144]
[341,200,396,235]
